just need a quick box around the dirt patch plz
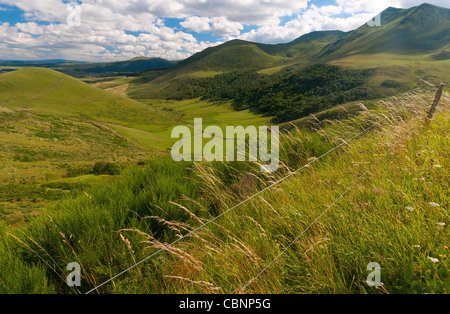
[105,84,129,96]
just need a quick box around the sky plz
[0,0,448,62]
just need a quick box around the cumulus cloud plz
[180,16,212,33]
[0,0,212,61]
[0,0,66,21]
[181,16,243,36]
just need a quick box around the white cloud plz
[180,16,212,33]
[0,0,66,21]
[236,3,378,44]
[210,17,243,36]
[111,0,308,25]
[181,16,243,36]
[0,0,215,61]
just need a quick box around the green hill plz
[0,67,172,126]
[131,31,344,86]
[0,68,190,164]
[318,3,450,60]
[128,40,288,99]
[177,40,286,72]
[127,33,347,99]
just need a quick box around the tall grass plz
[1,87,449,294]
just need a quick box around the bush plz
[92,161,121,175]
[381,79,401,88]
[66,164,93,178]
[0,229,55,294]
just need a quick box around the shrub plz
[66,164,93,178]
[92,161,121,175]
[381,79,401,88]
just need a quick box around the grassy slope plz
[1,88,448,294]
[315,4,450,91]
[327,53,450,94]
[0,105,147,227]
[0,68,162,226]
[318,4,450,60]
[128,42,288,99]
[0,68,271,228]
[0,68,270,151]
[0,67,172,125]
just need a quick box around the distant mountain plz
[160,3,450,76]
[52,57,177,77]
[130,30,345,98]
[0,59,88,64]
[0,57,177,77]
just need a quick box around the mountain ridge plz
[128,3,449,99]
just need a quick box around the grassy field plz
[0,104,149,227]
[0,67,272,151]
[1,86,448,294]
[0,68,272,229]
[328,53,450,86]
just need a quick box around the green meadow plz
[0,67,272,228]
[0,86,448,294]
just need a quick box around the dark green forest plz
[165,64,379,122]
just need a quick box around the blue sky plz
[0,0,448,61]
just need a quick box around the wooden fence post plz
[425,83,445,125]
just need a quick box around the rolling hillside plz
[318,3,450,60]
[0,67,173,127]
[0,67,270,228]
[0,67,271,150]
